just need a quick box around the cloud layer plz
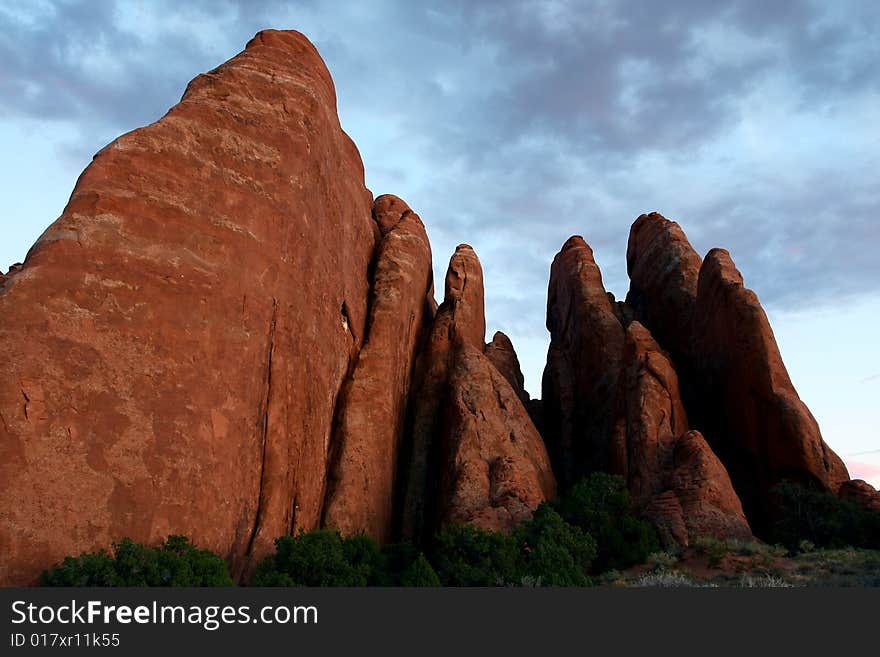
[2,0,879,395]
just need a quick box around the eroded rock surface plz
[541,236,750,547]
[838,479,880,513]
[0,30,378,584]
[321,196,434,542]
[439,343,557,532]
[542,236,626,487]
[690,248,849,531]
[400,245,556,540]
[624,213,849,534]
[484,331,529,405]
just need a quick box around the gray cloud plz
[1,0,879,352]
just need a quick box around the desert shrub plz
[515,504,596,586]
[692,536,787,568]
[431,525,524,586]
[252,530,379,586]
[596,569,623,586]
[398,554,442,587]
[42,536,233,586]
[553,473,659,571]
[431,504,598,586]
[692,536,730,568]
[647,551,678,571]
[738,574,793,588]
[770,481,880,551]
[375,542,440,587]
[41,550,119,586]
[792,548,880,586]
[252,530,439,587]
[631,571,704,588]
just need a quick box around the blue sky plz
[1,0,878,484]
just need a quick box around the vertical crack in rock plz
[288,495,299,537]
[245,298,278,558]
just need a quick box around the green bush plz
[252,529,376,586]
[431,525,524,586]
[431,504,598,586]
[553,473,660,571]
[692,535,729,568]
[770,481,880,551]
[40,474,673,588]
[515,504,596,586]
[42,536,233,586]
[399,554,442,587]
[377,542,441,587]
[251,530,440,587]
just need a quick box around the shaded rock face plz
[690,248,849,530]
[662,431,752,546]
[321,196,434,542]
[541,239,750,546]
[625,213,701,365]
[399,245,556,541]
[622,322,688,509]
[838,480,880,513]
[398,245,487,542]
[624,327,750,545]
[624,214,849,535]
[439,343,557,532]
[484,331,529,404]
[542,236,626,488]
[0,30,379,584]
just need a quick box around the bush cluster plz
[770,481,880,551]
[251,530,440,586]
[551,472,659,572]
[251,474,655,587]
[40,474,661,587]
[41,535,233,586]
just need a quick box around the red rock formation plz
[400,245,556,540]
[691,248,849,531]
[838,479,880,513]
[439,343,557,532]
[622,323,750,545]
[622,322,688,509]
[542,236,626,487]
[399,244,486,541]
[0,26,859,583]
[625,212,701,364]
[0,30,379,585]
[625,214,849,535]
[484,331,529,404]
[663,430,752,545]
[542,236,751,546]
[1,263,23,287]
[322,196,434,542]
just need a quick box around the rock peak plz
[484,331,529,404]
[442,245,485,347]
[372,194,413,235]
[700,247,745,287]
[245,29,320,54]
[561,235,589,251]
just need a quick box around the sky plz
[1,0,878,485]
